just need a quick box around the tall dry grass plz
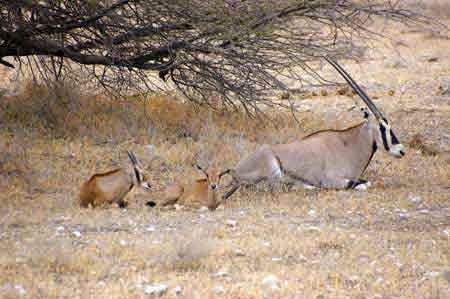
[0,78,315,202]
[0,79,302,142]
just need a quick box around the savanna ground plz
[1,7,450,299]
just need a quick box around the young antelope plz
[148,165,223,210]
[79,151,151,208]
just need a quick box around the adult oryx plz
[219,57,405,199]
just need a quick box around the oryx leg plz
[223,176,265,201]
[222,147,283,200]
[223,183,241,201]
[345,179,371,191]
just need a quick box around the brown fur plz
[160,169,222,210]
[79,168,132,208]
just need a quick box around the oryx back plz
[272,122,376,188]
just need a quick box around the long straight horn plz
[127,151,138,165]
[127,151,142,183]
[324,56,385,120]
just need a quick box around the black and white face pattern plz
[378,118,405,158]
[133,166,152,190]
[127,151,152,190]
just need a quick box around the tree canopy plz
[0,0,437,115]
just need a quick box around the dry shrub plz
[158,237,217,272]
[0,79,296,143]
[0,131,35,194]
[1,80,93,136]
[28,240,111,278]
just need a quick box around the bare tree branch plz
[0,0,443,115]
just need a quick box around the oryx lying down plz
[79,151,151,208]
[220,57,405,200]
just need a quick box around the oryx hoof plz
[345,179,371,191]
[303,184,317,190]
[355,181,371,191]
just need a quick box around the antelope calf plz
[79,151,151,208]
[148,165,223,210]
[220,57,405,200]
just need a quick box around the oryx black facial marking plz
[390,130,400,145]
[134,168,141,183]
[379,123,390,151]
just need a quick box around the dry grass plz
[1,19,450,299]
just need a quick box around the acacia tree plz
[0,0,437,116]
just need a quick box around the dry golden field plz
[1,15,450,299]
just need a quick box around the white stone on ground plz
[234,248,245,256]
[213,270,229,277]
[226,220,237,227]
[173,285,182,294]
[308,209,316,217]
[213,285,226,294]
[262,275,280,290]
[144,283,168,296]
[304,225,321,233]
[146,226,156,232]
[408,195,422,204]
[72,230,82,237]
